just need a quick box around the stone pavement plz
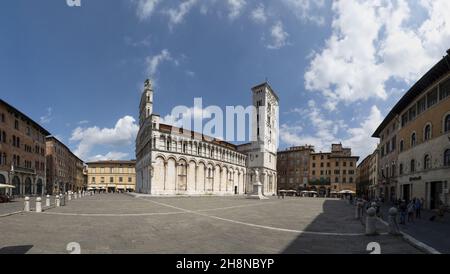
[0,194,423,254]
[378,203,450,254]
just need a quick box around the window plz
[440,78,450,100]
[444,149,450,166]
[400,140,404,152]
[424,155,431,170]
[320,162,324,167]
[335,162,339,167]
[427,88,438,108]
[408,106,416,121]
[110,177,114,183]
[399,164,403,175]
[424,124,431,141]
[349,177,353,183]
[343,177,347,183]
[350,162,353,167]
[401,113,408,127]
[119,177,123,182]
[335,177,339,183]
[445,115,450,133]
[14,120,19,130]
[128,177,132,182]
[92,177,96,183]
[410,159,415,173]
[411,133,416,147]
[417,97,426,114]
[391,136,396,151]
[0,113,4,122]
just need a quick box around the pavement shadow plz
[0,245,33,254]
[281,199,367,254]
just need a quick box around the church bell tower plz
[139,79,153,127]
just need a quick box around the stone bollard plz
[56,195,60,207]
[36,197,42,213]
[60,194,65,206]
[355,201,362,220]
[388,207,401,235]
[24,197,30,212]
[46,195,51,207]
[68,191,72,201]
[365,207,378,236]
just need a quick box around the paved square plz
[0,194,422,254]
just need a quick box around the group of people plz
[397,198,423,224]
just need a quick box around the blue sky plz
[1,0,449,162]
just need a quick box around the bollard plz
[68,191,72,201]
[388,207,401,235]
[46,195,50,207]
[60,194,65,206]
[36,197,42,213]
[56,195,60,207]
[355,201,362,220]
[365,207,378,236]
[74,192,77,199]
[24,197,30,212]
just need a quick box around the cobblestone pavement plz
[0,194,422,254]
[378,203,450,254]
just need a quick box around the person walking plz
[415,198,422,219]
[407,200,415,223]
[399,200,407,225]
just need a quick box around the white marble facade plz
[135,80,279,196]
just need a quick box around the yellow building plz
[86,160,136,193]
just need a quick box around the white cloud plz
[305,0,450,110]
[161,106,211,127]
[227,0,246,20]
[40,107,53,124]
[165,0,198,27]
[146,49,173,78]
[88,152,130,162]
[136,0,161,20]
[78,120,89,125]
[280,101,383,159]
[70,116,139,160]
[251,3,267,24]
[282,0,326,25]
[267,21,289,49]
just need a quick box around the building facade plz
[309,144,359,195]
[373,49,450,209]
[86,160,136,192]
[0,99,49,196]
[277,145,314,191]
[368,148,379,199]
[46,136,85,194]
[356,154,371,198]
[135,79,279,196]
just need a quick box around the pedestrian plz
[407,200,415,223]
[415,198,422,219]
[399,200,407,224]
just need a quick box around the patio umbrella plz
[0,184,15,189]
[338,190,355,194]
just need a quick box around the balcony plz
[11,165,36,175]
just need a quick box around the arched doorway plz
[36,179,43,195]
[25,177,32,195]
[12,176,20,196]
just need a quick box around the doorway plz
[402,184,411,203]
[430,181,443,210]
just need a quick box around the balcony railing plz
[12,165,36,175]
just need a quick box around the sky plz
[1,0,450,163]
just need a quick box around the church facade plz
[135,80,279,196]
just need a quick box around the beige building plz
[0,99,49,196]
[309,144,359,195]
[87,160,136,192]
[46,136,85,194]
[373,49,450,209]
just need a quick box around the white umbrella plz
[0,184,15,189]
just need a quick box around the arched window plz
[444,149,450,167]
[411,133,416,147]
[424,155,431,170]
[424,124,431,141]
[445,115,450,133]
[410,159,415,173]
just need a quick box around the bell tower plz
[139,79,153,127]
